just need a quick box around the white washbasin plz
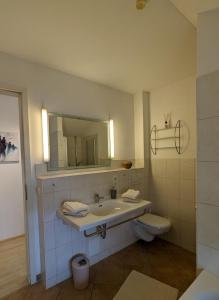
[89,201,129,216]
[57,198,151,231]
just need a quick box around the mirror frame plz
[46,112,112,171]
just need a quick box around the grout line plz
[197,201,219,208]
[198,160,219,163]
[199,115,219,121]
[198,242,219,253]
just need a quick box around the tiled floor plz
[2,239,196,300]
[0,236,27,299]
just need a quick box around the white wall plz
[134,92,144,168]
[150,75,196,159]
[0,51,134,282]
[134,91,150,169]
[0,93,24,240]
[197,8,219,275]
[149,76,196,252]
[198,8,219,77]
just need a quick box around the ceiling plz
[0,0,197,94]
[170,0,219,26]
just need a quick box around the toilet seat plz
[134,213,171,242]
[137,213,171,230]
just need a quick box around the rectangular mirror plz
[47,113,111,170]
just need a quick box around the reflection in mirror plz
[48,114,110,170]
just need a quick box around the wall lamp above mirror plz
[41,108,115,170]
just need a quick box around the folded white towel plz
[62,208,88,217]
[121,189,140,200]
[63,201,89,214]
[122,198,141,203]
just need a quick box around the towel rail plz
[83,209,147,239]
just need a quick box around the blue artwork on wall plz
[0,132,19,162]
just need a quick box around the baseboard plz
[0,234,25,243]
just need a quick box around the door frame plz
[0,84,34,284]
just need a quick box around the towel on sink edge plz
[63,201,89,213]
[121,189,140,201]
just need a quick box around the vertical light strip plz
[41,108,49,162]
[109,119,115,159]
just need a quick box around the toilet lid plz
[137,213,171,229]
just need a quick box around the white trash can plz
[72,254,89,290]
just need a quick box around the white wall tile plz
[70,188,90,204]
[53,177,72,192]
[69,175,85,190]
[56,243,73,274]
[197,162,219,206]
[166,159,180,179]
[45,276,57,289]
[198,117,219,162]
[41,179,56,193]
[55,190,71,209]
[198,243,219,277]
[44,221,55,251]
[150,158,196,252]
[71,228,88,255]
[179,179,195,223]
[180,159,195,180]
[56,269,72,284]
[45,249,56,279]
[166,178,180,219]
[150,178,168,216]
[167,218,181,246]
[89,249,110,266]
[197,203,219,250]
[180,220,196,253]
[118,172,129,194]
[129,169,144,185]
[197,70,219,119]
[54,219,72,248]
[42,192,56,222]
[88,236,101,257]
[151,159,166,178]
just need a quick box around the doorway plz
[0,91,28,298]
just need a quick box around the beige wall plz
[150,75,196,159]
[197,8,219,275]
[150,158,196,252]
[149,76,196,252]
[0,51,135,282]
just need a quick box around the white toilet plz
[134,213,171,242]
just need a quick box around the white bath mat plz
[114,270,178,300]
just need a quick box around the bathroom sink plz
[89,201,129,216]
[57,198,152,231]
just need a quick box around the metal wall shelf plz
[150,120,181,155]
[151,136,179,141]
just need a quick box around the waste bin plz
[72,254,89,290]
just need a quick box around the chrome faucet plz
[94,193,104,204]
